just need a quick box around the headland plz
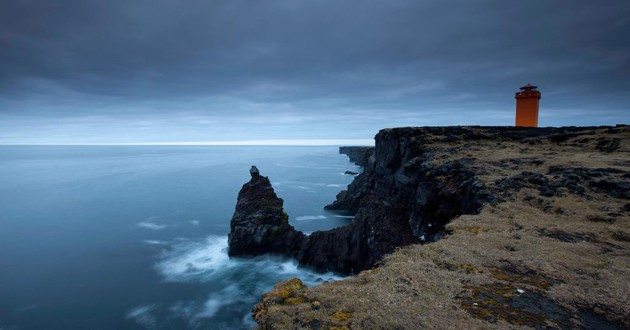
[231,126,629,329]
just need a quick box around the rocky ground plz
[247,125,629,329]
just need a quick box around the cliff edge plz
[247,125,629,329]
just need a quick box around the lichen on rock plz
[252,278,309,322]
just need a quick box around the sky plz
[1,0,629,145]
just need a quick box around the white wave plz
[295,215,327,221]
[138,222,167,230]
[195,298,222,319]
[156,236,231,282]
[151,236,347,326]
[193,285,241,320]
[326,184,342,187]
[126,304,157,329]
[138,221,167,230]
[274,260,300,275]
[333,215,355,219]
[143,240,168,245]
[295,185,313,190]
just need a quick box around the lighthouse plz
[515,84,541,127]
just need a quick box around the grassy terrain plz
[254,126,629,329]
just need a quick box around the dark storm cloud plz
[0,0,629,143]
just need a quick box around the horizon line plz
[0,139,375,147]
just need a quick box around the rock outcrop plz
[229,128,498,274]
[324,147,374,213]
[228,169,304,256]
[251,125,630,330]
[229,126,629,274]
[339,146,374,167]
[314,128,494,272]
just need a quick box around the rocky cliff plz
[339,146,374,167]
[229,128,498,274]
[228,167,304,256]
[250,125,629,329]
[324,147,373,213]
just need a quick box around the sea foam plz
[295,215,327,221]
[152,235,344,326]
[156,236,231,282]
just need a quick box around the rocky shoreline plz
[229,125,629,329]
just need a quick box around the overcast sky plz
[1,0,629,144]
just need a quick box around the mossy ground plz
[254,126,630,329]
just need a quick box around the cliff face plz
[252,125,630,330]
[339,146,374,167]
[230,127,629,274]
[229,127,498,274]
[228,172,303,256]
[324,147,372,213]
[313,129,495,272]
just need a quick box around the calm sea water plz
[0,146,359,329]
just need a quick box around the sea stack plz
[228,167,304,256]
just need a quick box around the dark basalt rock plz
[339,146,374,167]
[325,147,375,213]
[228,126,628,275]
[325,148,375,213]
[495,166,630,199]
[228,170,304,256]
[229,128,495,274]
[324,170,370,213]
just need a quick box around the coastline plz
[249,125,629,329]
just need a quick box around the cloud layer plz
[1,1,628,144]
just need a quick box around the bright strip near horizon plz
[1,139,375,146]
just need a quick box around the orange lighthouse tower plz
[515,84,541,127]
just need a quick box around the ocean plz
[0,146,359,329]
